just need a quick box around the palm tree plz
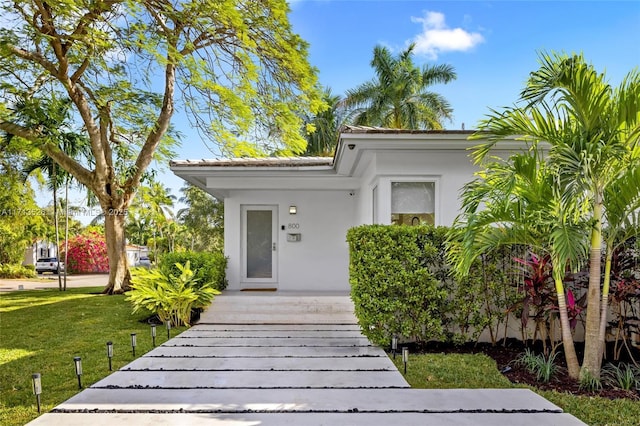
[303,88,347,156]
[344,44,456,129]
[467,51,640,381]
[449,150,589,379]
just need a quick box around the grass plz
[0,287,186,426]
[391,353,640,426]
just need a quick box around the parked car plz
[35,257,65,274]
[135,256,151,268]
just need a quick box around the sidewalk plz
[0,274,108,292]
[27,292,586,425]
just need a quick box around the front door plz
[241,205,278,286]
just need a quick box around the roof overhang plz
[169,127,538,199]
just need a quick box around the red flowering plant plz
[60,231,109,273]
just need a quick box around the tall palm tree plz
[344,44,456,129]
[303,88,346,156]
[468,52,640,381]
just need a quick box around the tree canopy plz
[0,0,324,293]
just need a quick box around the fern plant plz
[127,261,220,326]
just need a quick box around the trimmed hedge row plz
[160,251,228,291]
[347,225,517,347]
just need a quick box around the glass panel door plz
[242,205,277,283]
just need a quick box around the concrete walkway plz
[29,292,585,425]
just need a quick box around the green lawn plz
[391,353,640,426]
[0,287,186,426]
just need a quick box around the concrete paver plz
[28,291,586,425]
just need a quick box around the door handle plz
[272,242,276,251]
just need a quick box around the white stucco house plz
[170,126,527,292]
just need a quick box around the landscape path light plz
[391,335,398,359]
[106,341,113,371]
[166,320,171,339]
[73,356,83,389]
[402,347,409,375]
[151,324,157,347]
[32,373,42,413]
[131,333,137,357]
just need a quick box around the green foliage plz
[602,363,640,391]
[579,370,603,392]
[516,348,560,383]
[128,261,220,326]
[348,224,520,346]
[176,184,224,252]
[160,251,228,291]
[347,225,448,346]
[0,264,36,279]
[344,43,456,130]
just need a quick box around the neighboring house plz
[170,126,528,292]
[23,240,58,266]
[126,244,150,267]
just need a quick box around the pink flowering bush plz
[61,231,109,273]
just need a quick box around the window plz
[391,181,435,225]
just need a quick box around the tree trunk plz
[63,177,69,291]
[597,248,613,361]
[103,209,131,294]
[53,164,62,292]
[581,199,603,381]
[554,276,581,379]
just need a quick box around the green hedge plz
[347,225,449,346]
[347,225,519,347]
[0,263,37,279]
[159,251,228,290]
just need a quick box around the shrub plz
[61,231,109,273]
[347,225,448,346]
[0,263,37,279]
[160,251,227,290]
[127,261,220,326]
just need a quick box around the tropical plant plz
[0,0,324,294]
[177,184,224,252]
[61,231,109,274]
[516,348,561,383]
[344,44,456,129]
[602,363,640,391]
[458,51,640,380]
[160,251,228,291]
[128,261,220,326]
[448,149,589,379]
[303,88,347,156]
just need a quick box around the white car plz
[36,257,65,274]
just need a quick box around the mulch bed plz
[413,339,640,401]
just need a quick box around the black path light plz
[402,347,409,375]
[73,356,83,389]
[130,333,137,357]
[391,335,398,359]
[151,324,157,347]
[165,320,171,340]
[106,341,114,371]
[32,373,42,413]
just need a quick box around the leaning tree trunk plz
[554,276,581,379]
[597,247,613,362]
[582,199,603,381]
[103,208,131,294]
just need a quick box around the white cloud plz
[410,11,484,60]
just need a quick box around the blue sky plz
[46,0,640,219]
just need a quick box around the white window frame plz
[374,176,441,226]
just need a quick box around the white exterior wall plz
[224,189,356,291]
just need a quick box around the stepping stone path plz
[29,293,585,425]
